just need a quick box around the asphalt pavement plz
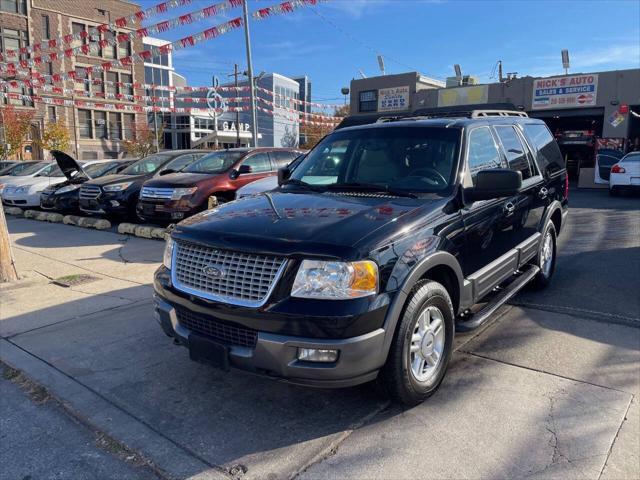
[0,188,638,480]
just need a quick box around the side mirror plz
[277,167,291,186]
[237,164,253,175]
[465,169,522,201]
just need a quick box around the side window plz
[494,126,536,180]
[271,151,297,169]
[167,154,196,172]
[522,123,565,175]
[467,127,503,183]
[242,152,272,173]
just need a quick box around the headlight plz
[171,187,197,200]
[55,184,81,194]
[15,186,29,194]
[163,237,174,269]
[103,182,133,192]
[291,260,378,299]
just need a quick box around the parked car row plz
[1,147,304,224]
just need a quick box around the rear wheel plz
[379,280,454,406]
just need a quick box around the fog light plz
[110,200,120,207]
[297,348,339,363]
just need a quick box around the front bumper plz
[40,191,79,212]
[79,195,131,216]
[136,199,198,224]
[2,191,40,207]
[154,294,386,387]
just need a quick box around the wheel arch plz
[380,251,468,360]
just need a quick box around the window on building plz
[94,111,107,139]
[47,106,57,123]
[0,28,28,62]
[0,0,27,14]
[359,90,377,112]
[78,109,92,139]
[109,112,121,140]
[41,15,51,39]
[122,113,134,140]
[118,35,131,59]
[494,125,537,181]
[120,73,133,97]
[45,62,53,76]
[106,71,118,96]
[71,22,85,49]
[103,30,116,59]
[467,127,504,182]
[75,66,89,93]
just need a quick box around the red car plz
[137,148,303,224]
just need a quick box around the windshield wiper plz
[325,182,418,199]
[281,178,324,192]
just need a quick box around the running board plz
[455,265,540,333]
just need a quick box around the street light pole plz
[242,1,258,147]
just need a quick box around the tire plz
[530,222,557,290]
[379,280,454,406]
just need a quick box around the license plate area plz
[189,333,230,370]
[631,177,640,186]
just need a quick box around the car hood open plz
[51,150,89,181]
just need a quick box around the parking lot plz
[1,188,639,480]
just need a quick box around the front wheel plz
[379,280,454,406]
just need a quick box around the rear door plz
[493,125,547,263]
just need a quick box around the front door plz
[232,151,276,189]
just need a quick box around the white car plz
[2,160,107,207]
[235,175,279,200]
[0,161,50,195]
[610,152,640,196]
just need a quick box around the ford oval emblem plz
[202,264,225,278]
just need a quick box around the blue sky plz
[138,0,640,103]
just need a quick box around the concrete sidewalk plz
[1,191,639,480]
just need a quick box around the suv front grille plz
[79,185,101,199]
[172,241,286,307]
[176,308,257,348]
[141,187,174,200]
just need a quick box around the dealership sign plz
[378,86,410,112]
[532,74,598,110]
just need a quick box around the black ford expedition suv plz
[154,111,568,405]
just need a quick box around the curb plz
[118,223,168,241]
[3,206,24,216]
[24,210,64,223]
[63,215,111,230]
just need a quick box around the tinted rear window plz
[523,123,565,175]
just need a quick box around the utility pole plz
[152,86,159,153]
[242,1,258,147]
[227,64,241,147]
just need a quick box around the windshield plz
[14,162,48,176]
[184,151,245,174]
[37,163,63,177]
[120,154,172,175]
[289,126,461,193]
[83,162,119,178]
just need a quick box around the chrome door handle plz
[539,187,549,199]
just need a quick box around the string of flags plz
[0,1,243,71]
[253,0,321,20]
[0,0,197,61]
[0,17,245,88]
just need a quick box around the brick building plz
[1,0,145,160]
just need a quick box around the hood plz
[237,176,278,196]
[172,191,443,259]
[51,150,88,181]
[85,173,147,187]
[143,172,218,188]
[2,175,66,188]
